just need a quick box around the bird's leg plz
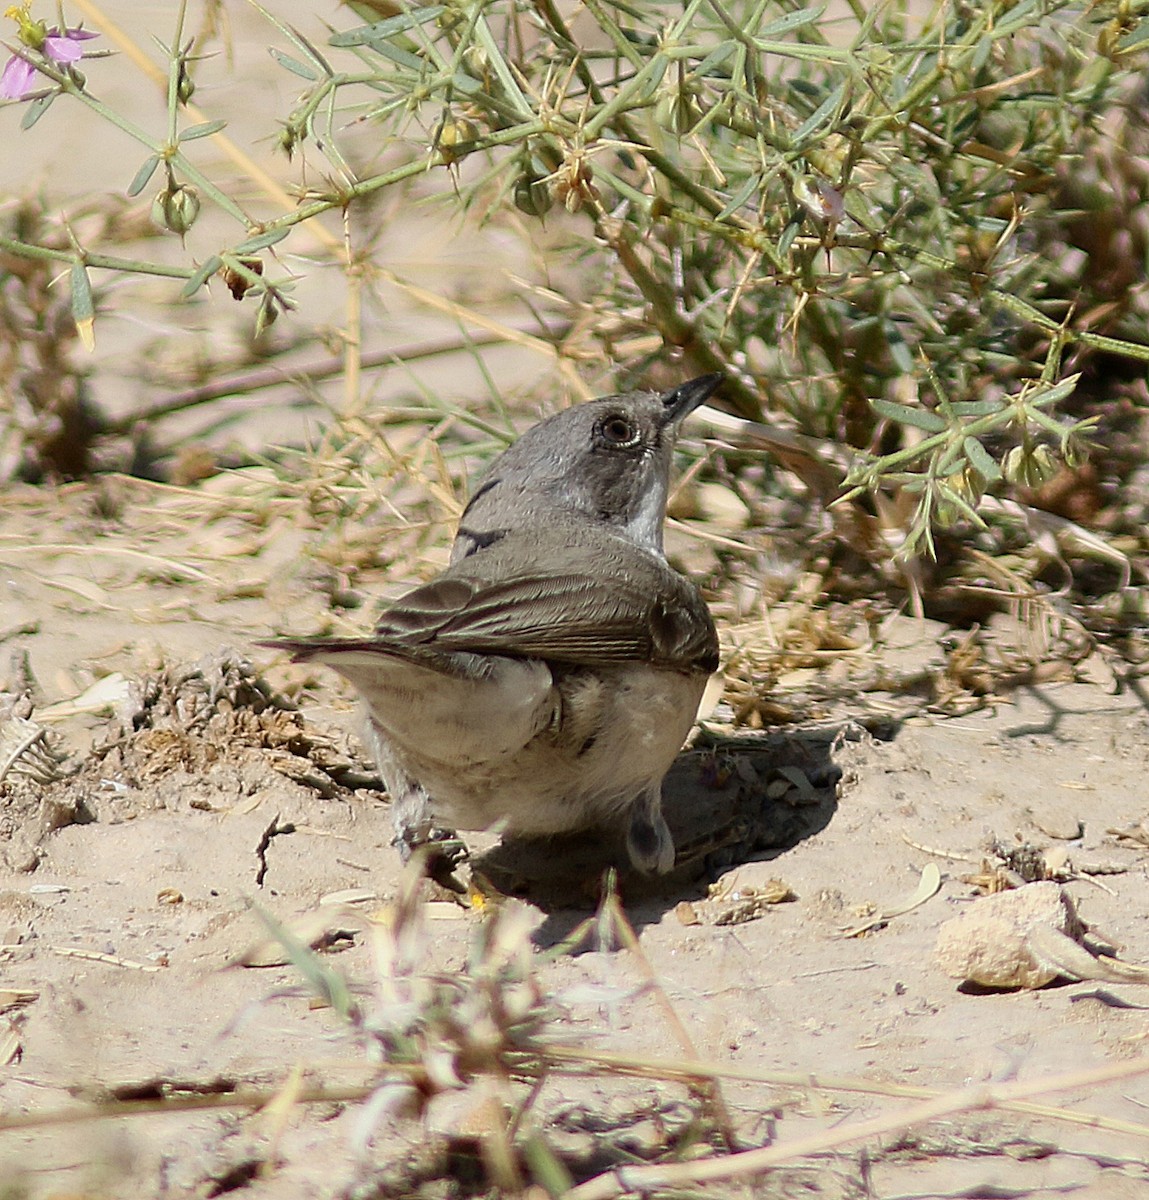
[364,714,469,887]
[388,779,470,892]
[625,782,675,874]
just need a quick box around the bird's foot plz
[626,809,676,875]
[395,826,471,892]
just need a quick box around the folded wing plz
[374,527,718,673]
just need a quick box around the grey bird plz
[263,373,721,874]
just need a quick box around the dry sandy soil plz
[2,481,1149,1200]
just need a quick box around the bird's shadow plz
[472,718,892,947]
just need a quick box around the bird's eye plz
[600,415,638,446]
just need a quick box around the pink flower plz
[44,27,94,62]
[0,5,97,101]
[0,52,34,99]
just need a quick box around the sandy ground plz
[2,483,1149,1200]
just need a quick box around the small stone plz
[935,882,1085,989]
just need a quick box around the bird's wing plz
[377,535,717,672]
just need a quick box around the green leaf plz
[254,293,277,338]
[971,34,993,73]
[694,40,736,78]
[70,262,94,321]
[963,436,1003,481]
[472,18,531,112]
[995,0,1045,36]
[758,6,825,39]
[948,398,1006,417]
[181,255,222,299]
[870,399,948,432]
[777,218,801,257]
[620,26,659,48]
[284,23,333,75]
[521,1130,574,1197]
[126,154,161,198]
[788,78,823,100]
[367,42,425,71]
[329,6,444,47]
[20,91,56,130]
[249,902,355,1021]
[1024,375,1080,409]
[448,72,482,96]
[1118,16,1149,53]
[935,482,984,526]
[717,173,760,222]
[886,323,914,375]
[233,227,292,255]
[70,263,95,350]
[1027,408,1075,439]
[246,1,331,74]
[790,80,847,147]
[179,119,227,142]
[269,47,319,80]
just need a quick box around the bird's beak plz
[659,373,724,428]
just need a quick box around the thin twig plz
[567,1056,1149,1199]
[106,325,570,434]
[601,886,739,1150]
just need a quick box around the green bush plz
[4,0,1149,592]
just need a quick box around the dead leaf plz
[840,863,942,938]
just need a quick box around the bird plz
[262,373,722,875]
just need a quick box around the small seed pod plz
[254,292,279,336]
[551,159,595,214]
[151,183,201,236]
[177,63,195,104]
[793,174,845,224]
[513,169,553,217]
[277,123,300,159]
[461,45,490,81]
[1063,436,1086,470]
[221,256,264,301]
[1097,19,1136,60]
[436,118,479,165]
[1003,443,1058,488]
[957,464,986,507]
[934,493,963,529]
[654,84,700,136]
[436,3,464,32]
